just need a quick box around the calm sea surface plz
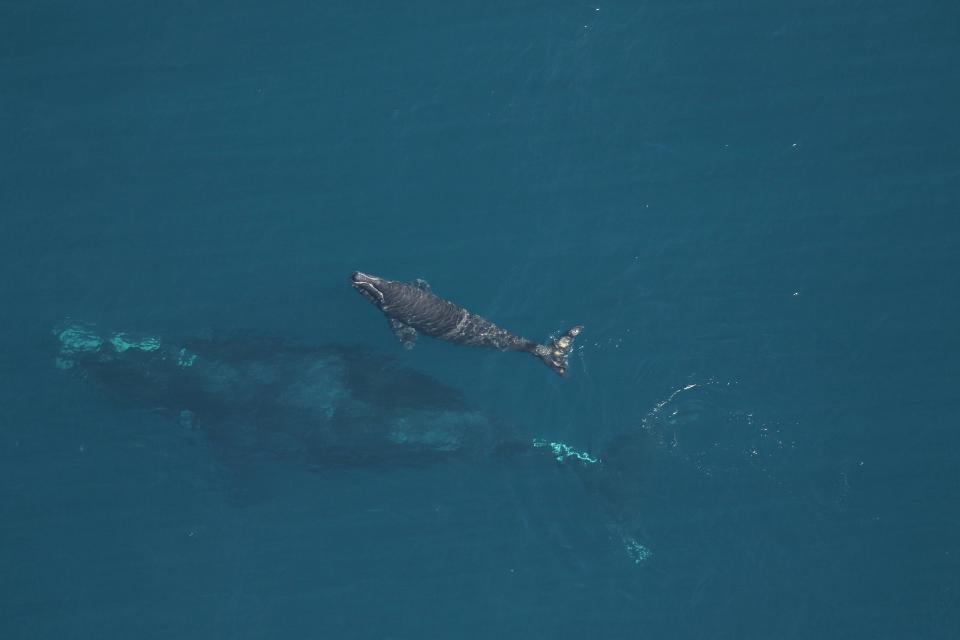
[2,1,959,638]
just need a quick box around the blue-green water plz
[2,1,959,638]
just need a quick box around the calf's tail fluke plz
[533,325,583,376]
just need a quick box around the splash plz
[639,379,795,479]
[532,438,600,464]
[640,382,698,429]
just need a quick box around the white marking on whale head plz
[350,271,386,305]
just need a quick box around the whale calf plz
[351,272,582,375]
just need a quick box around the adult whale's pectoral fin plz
[389,319,418,350]
[534,325,583,376]
[414,278,432,293]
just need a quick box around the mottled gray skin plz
[351,272,582,375]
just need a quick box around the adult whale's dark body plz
[52,321,654,564]
[53,323,522,466]
[351,272,582,375]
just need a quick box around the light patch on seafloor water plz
[532,438,600,464]
[388,413,464,451]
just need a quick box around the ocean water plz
[2,1,959,638]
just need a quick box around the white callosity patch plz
[55,324,163,368]
[54,324,104,369]
[109,332,161,353]
[532,438,600,464]
[177,348,198,367]
[622,536,652,564]
[57,325,103,353]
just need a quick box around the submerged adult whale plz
[351,272,583,375]
[52,321,654,564]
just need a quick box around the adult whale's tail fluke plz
[532,325,583,376]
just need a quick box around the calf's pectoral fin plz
[389,319,418,350]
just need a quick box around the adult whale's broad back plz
[350,272,582,375]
